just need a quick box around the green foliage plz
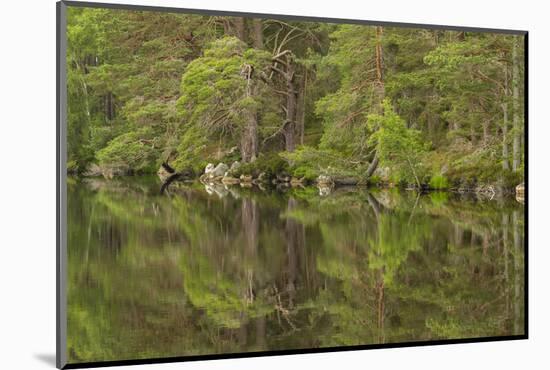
[232,153,289,178]
[368,100,429,186]
[429,174,449,190]
[96,128,158,173]
[66,8,525,189]
[172,126,210,173]
[177,37,272,134]
[281,146,361,179]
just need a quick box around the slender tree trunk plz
[252,19,263,49]
[366,27,385,179]
[241,64,258,162]
[296,69,307,145]
[237,18,262,163]
[374,26,385,111]
[104,92,115,122]
[512,38,521,172]
[283,60,297,152]
[482,121,490,146]
[366,154,379,178]
[502,64,510,170]
[234,17,247,42]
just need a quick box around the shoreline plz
[69,172,525,203]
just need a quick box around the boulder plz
[204,163,215,175]
[373,166,391,182]
[230,161,242,172]
[516,183,525,197]
[83,163,103,177]
[210,163,229,178]
[333,176,358,186]
[318,185,332,196]
[317,174,334,186]
[157,165,173,182]
[222,176,240,185]
[240,174,253,183]
[204,183,228,198]
[290,177,305,186]
[516,183,525,203]
[276,173,291,183]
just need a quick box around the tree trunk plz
[482,121,489,146]
[283,59,297,152]
[374,26,385,111]
[233,17,247,42]
[512,37,521,172]
[296,70,307,145]
[252,19,263,49]
[104,92,115,122]
[241,64,258,162]
[366,27,384,179]
[366,154,379,178]
[502,63,510,170]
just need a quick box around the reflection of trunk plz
[366,192,381,221]
[238,317,248,349]
[241,198,259,256]
[512,37,521,172]
[255,316,266,350]
[502,213,510,318]
[285,197,303,309]
[482,232,489,257]
[512,210,521,335]
[454,224,463,246]
[242,198,259,306]
[377,274,385,343]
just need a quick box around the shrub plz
[96,128,158,173]
[429,174,449,190]
[232,153,289,178]
[67,160,79,174]
[291,165,318,182]
[367,175,382,186]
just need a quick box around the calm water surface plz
[67,176,525,363]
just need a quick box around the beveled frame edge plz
[57,1,68,368]
[56,1,529,369]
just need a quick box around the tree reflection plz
[67,177,525,363]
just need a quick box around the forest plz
[66,7,525,192]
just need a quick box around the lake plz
[67,175,525,363]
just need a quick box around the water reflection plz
[67,176,525,363]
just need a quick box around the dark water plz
[67,176,525,363]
